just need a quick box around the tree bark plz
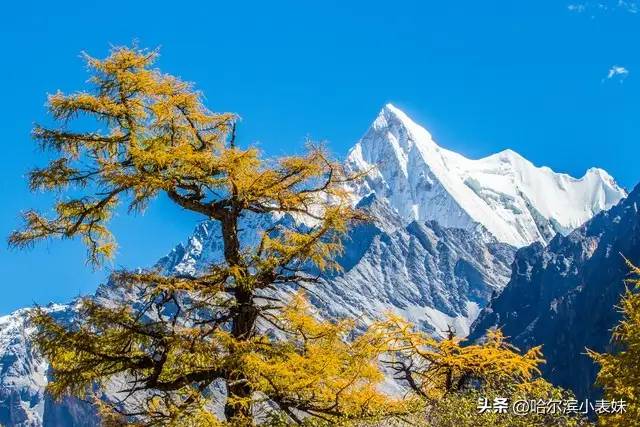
[221,209,258,421]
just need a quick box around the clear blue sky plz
[1,0,638,314]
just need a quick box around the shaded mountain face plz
[469,184,640,400]
[0,105,625,426]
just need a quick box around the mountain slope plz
[469,184,640,400]
[346,104,626,247]
[158,195,517,337]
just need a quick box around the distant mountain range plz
[0,105,627,426]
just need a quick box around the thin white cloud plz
[605,65,630,82]
[568,3,587,12]
[567,0,638,13]
[618,0,639,13]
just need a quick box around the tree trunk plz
[444,326,455,393]
[221,210,258,422]
[224,287,258,421]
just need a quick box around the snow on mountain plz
[0,303,99,426]
[0,308,49,426]
[346,104,626,247]
[289,196,515,337]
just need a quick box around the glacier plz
[0,104,627,426]
[346,104,626,247]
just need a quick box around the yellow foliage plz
[588,260,640,426]
[373,314,544,399]
[33,293,404,426]
[243,294,408,423]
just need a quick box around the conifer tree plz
[10,46,398,426]
[372,315,588,426]
[589,261,640,426]
[374,314,544,398]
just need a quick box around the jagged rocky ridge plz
[157,194,516,337]
[469,184,640,401]
[0,105,625,426]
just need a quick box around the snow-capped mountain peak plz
[346,104,626,247]
[347,104,435,177]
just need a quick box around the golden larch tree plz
[371,315,588,426]
[10,46,399,426]
[589,261,640,426]
[373,314,544,399]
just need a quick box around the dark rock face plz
[469,184,640,400]
[42,396,97,427]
